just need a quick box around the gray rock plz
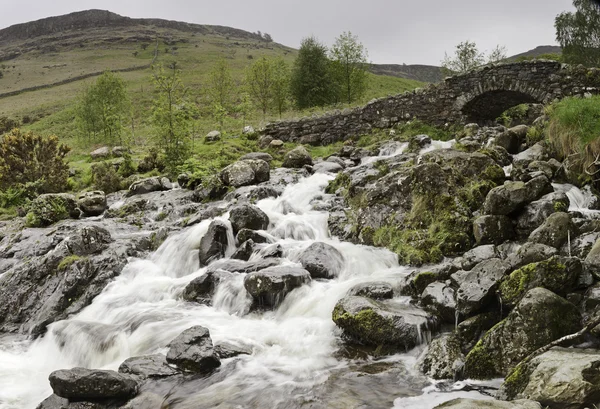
[244,266,311,308]
[464,288,581,378]
[231,239,256,261]
[118,354,179,378]
[516,192,569,237]
[49,367,138,400]
[77,191,107,217]
[460,245,498,270]
[240,152,273,163]
[242,125,255,135]
[332,295,439,349]
[282,146,313,168]
[229,204,269,234]
[325,156,346,168]
[483,176,552,215]
[495,126,524,154]
[64,225,112,256]
[90,146,111,159]
[166,326,221,373]
[433,398,541,409]
[584,237,600,279]
[513,143,549,168]
[473,215,515,246]
[527,212,575,249]
[214,341,253,359]
[505,242,557,270]
[298,242,345,279]
[182,270,233,305]
[27,193,80,226]
[347,282,394,300]
[198,220,229,267]
[127,177,172,196]
[208,258,281,274]
[269,139,284,148]
[420,282,457,323]
[236,228,271,244]
[220,159,270,187]
[313,161,344,174]
[419,333,465,380]
[205,130,221,141]
[457,312,501,352]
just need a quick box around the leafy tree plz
[556,0,600,66]
[237,92,253,128]
[330,31,369,104]
[487,45,508,64]
[246,57,274,119]
[0,129,70,193]
[441,41,485,75]
[290,36,335,109]
[263,33,273,43]
[271,58,290,118]
[208,57,234,109]
[151,65,197,173]
[75,71,130,145]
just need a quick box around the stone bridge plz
[262,61,600,145]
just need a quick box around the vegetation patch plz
[57,255,82,271]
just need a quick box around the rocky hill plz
[507,45,562,61]
[370,63,444,83]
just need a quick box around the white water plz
[0,171,495,409]
[552,183,600,215]
[419,139,456,155]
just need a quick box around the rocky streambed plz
[0,123,600,409]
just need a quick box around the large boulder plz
[205,130,221,142]
[516,192,569,237]
[499,348,600,409]
[182,270,233,305]
[585,237,600,279]
[434,399,541,409]
[90,146,111,159]
[483,176,552,215]
[229,204,269,234]
[419,333,465,380]
[527,212,575,249]
[118,354,180,379]
[166,326,221,373]
[332,295,439,349]
[495,126,527,154]
[26,193,80,227]
[473,215,515,246]
[127,177,172,196]
[420,282,457,324]
[49,367,138,400]
[505,242,557,270]
[464,288,582,379]
[282,146,313,168]
[77,191,107,217]
[220,159,270,187]
[498,256,582,307]
[198,220,230,267]
[451,258,511,317]
[244,266,311,308]
[298,242,345,279]
[459,245,498,271]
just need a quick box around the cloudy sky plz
[1,0,575,65]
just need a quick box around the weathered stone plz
[584,237,600,280]
[527,212,575,249]
[166,326,221,373]
[402,265,457,296]
[516,192,569,237]
[182,270,233,305]
[240,152,273,163]
[459,245,498,271]
[282,146,313,168]
[205,130,221,142]
[229,204,269,234]
[420,282,457,323]
[483,176,552,215]
[118,354,179,379]
[198,220,229,267]
[231,239,255,261]
[457,312,501,352]
[298,242,344,279]
[347,282,394,300]
[419,333,465,380]
[495,126,527,154]
[236,228,271,244]
[27,193,80,227]
[214,341,253,359]
[269,139,284,148]
[208,258,281,274]
[127,177,172,196]
[49,367,138,400]
[220,159,270,187]
[464,288,581,379]
[77,191,107,217]
[244,266,311,308]
[90,146,110,159]
[473,215,515,246]
[313,161,344,174]
[505,242,557,270]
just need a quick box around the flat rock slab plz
[49,367,138,400]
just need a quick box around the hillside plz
[507,45,562,61]
[369,63,444,83]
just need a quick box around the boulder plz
[77,191,107,217]
[282,146,313,168]
[236,228,271,244]
[420,282,457,323]
[298,242,345,279]
[313,161,344,174]
[242,125,255,135]
[402,265,456,296]
[90,146,110,159]
[166,326,221,373]
[231,239,255,261]
[456,312,501,352]
[483,176,552,215]
[419,333,465,380]
[244,266,311,308]
[459,245,498,271]
[451,258,511,317]
[239,152,273,163]
[513,143,549,168]
[499,348,600,409]
[433,399,541,409]
[332,295,439,349]
[208,258,281,274]
[49,367,138,400]
[205,130,221,142]
[516,192,569,237]
[198,220,230,267]
[220,159,270,188]
[498,256,582,307]
[64,225,112,256]
[127,177,172,196]
[182,270,233,305]
[269,139,284,148]
[118,354,179,379]
[505,242,558,270]
[111,146,128,157]
[527,212,574,249]
[347,282,394,300]
[26,193,80,227]
[473,215,515,246]
[464,288,581,379]
[229,204,269,234]
[214,341,253,359]
[585,237,600,279]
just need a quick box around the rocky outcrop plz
[282,146,313,168]
[220,159,270,187]
[244,266,311,308]
[127,177,172,196]
[166,326,221,373]
[483,176,552,216]
[198,220,230,266]
[298,242,344,279]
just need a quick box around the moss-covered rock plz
[419,333,465,380]
[473,215,515,246]
[26,193,80,227]
[433,398,541,408]
[463,288,582,379]
[527,212,575,249]
[483,176,552,216]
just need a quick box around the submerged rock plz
[166,326,221,373]
[49,367,138,400]
[118,354,179,379]
[298,242,345,279]
[244,266,311,308]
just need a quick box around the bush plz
[117,152,137,177]
[91,162,123,194]
[0,116,19,134]
[137,147,165,173]
[0,129,70,193]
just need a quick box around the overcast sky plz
[1,0,575,65]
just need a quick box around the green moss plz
[482,165,506,184]
[464,339,498,379]
[58,255,82,271]
[411,271,437,294]
[333,306,397,346]
[154,211,168,222]
[502,362,531,399]
[458,180,496,211]
[326,172,351,195]
[554,201,568,212]
[373,160,390,177]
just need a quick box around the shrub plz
[0,116,19,134]
[91,162,123,194]
[117,152,137,177]
[0,129,70,193]
[138,147,165,173]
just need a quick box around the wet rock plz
[505,242,557,270]
[220,159,270,187]
[214,341,253,359]
[464,288,581,379]
[459,245,498,271]
[326,156,346,168]
[347,282,394,300]
[205,130,221,142]
[226,185,280,203]
[496,125,528,154]
[483,176,552,215]
[27,194,80,227]
[313,161,344,174]
[166,326,221,373]
[451,258,511,317]
[527,212,575,249]
[240,152,273,163]
[282,146,313,168]
[473,215,515,246]
[498,348,600,409]
[402,265,456,296]
[198,220,229,267]
[420,282,456,323]
[498,256,582,307]
[236,228,271,244]
[298,242,345,279]
[563,231,600,259]
[584,237,600,279]
[208,258,281,274]
[231,239,255,261]
[244,266,311,308]
[90,146,110,159]
[419,333,465,380]
[182,270,233,305]
[127,177,172,196]
[515,192,569,237]
[118,354,179,379]
[261,243,283,258]
[49,367,138,400]
[434,399,541,409]
[229,204,269,234]
[456,312,501,352]
[64,225,112,256]
[77,191,107,217]
[332,295,439,349]
[407,134,431,153]
[513,143,549,168]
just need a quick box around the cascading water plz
[0,145,496,409]
[552,183,600,215]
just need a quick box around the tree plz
[75,71,130,145]
[330,31,369,104]
[246,56,274,120]
[290,36,335,109]
[263,33,273,43]
[207,58,234,126]
[441,41,485,75]
[271,58,290,118]
[487,45,508,64]
[151,65,197,172]
[556,0,600,66]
